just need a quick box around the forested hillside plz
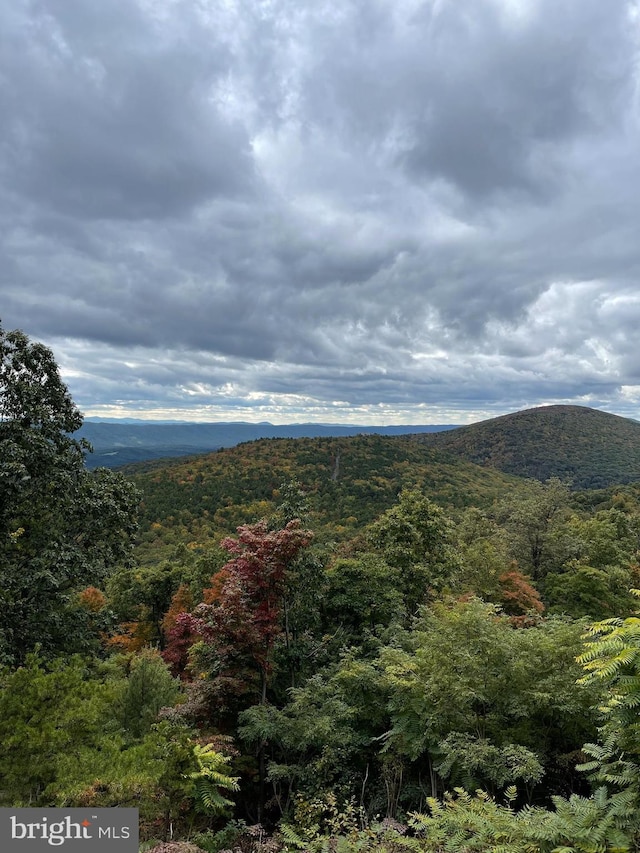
[418,405,640,488]
[125,435,522,563]
[4,325,640,852]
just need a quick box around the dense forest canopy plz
[3,324,640,852]
[418,405,640,489]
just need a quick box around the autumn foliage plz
[163,520,312,695]
[106,619,156,652]
[78,586,107,612]
[162,585,197,677]
[498,564,545,623]
[162,584,194,642]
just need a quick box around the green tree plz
[107,560,189,648]
[368,490,459,613]
[0,652,235,837]
[0,323,139,665]
[564,509,640,570]
[380,599,596,799]
[543,508,640,619]
[545,563,637,620]
[497,478,571,582]
[323,554,404,638]
[51,720,239,840]
[454,507,508,601]
[0,653,117,804]
[113,649,182,740]
[238,653,388,816]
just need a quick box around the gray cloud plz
[1,0,255,220]
[1,0,640,424]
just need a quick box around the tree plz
[497,478,571,582]
[238,652,388,816]
[368,490,459,614]
[497,565,544,622]
[543,508,640,619]
[193,519,313,706]
[0,653,114,804]
[185,519,312,823]
[563,509,640,571]
[454,507,509,601]
[545,563,637,620]
[0,323,139,665]
[323,554,404,638]
[113,649,182,740]
[380,599,597,799]
[107,560,188,649]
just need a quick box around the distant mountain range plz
[78,420,458,468]
[80,405,640,490]
[418,404,640,489]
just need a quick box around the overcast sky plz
[2,0,640,424]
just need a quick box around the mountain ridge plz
[81,404,640,490]
[78,420,458,468]
[417,404,640,488]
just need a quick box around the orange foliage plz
[498,563,544,622]
[78,586,106,612]
[202,567,233,605]
[106,620,155,652]
[161,583,194,638]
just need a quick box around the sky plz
[2,0,640,425]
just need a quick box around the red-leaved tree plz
[197,519,312,702]
[162,583,197,678]
[163,519,313,702]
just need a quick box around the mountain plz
[123,434,521,563]
[119,405,640,564]
[77,421,457,468]
[417,405,640,489]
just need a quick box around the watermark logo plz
[0,809,138,851]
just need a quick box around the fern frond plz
[279,822,308,851]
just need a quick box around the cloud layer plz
[2,0,640,423]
